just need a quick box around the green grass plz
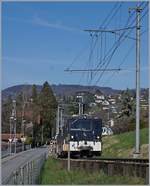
[40,157,145,184]
[102,128,149,158]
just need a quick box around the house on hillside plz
[108,98,116,104]
[94,90,105,100]
[102,107,109,110]
[102,100,110,106]
[108,119,114,127]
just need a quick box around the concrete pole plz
[41,125,44,145]
[56,105,60,135]
[67,125,70,171]
[134,6,141,157]
[81,96,84,115]
[78,102,81,116]
[9,117,12,155]
[13,100,17,154]
[21,96,25,151]
[129,5,142,158]
[60,108,63,135]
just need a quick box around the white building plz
[95,94,105,100]
[102,100,110,106]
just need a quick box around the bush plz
[25,136,33,145]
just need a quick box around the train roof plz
[67,115,102,122]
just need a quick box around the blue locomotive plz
[56,116,102,158]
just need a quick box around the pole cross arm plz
[84,26,136,33]
[64,68,122,72]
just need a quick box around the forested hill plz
[2,84,121,101]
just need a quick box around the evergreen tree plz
[31,84,38,104]
[31,84,40,146]
[39,81,57,142]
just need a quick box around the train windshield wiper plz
[70,128,81,131]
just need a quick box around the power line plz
[98,2,121,29]
[101,3,123,29]
[67,3,122,80]
[66,42,89,70]
[93,19,136,85]
[90,11,136,82]
[70,2,146,86]
[92,2,146,85]
[101,2,148,86]
[78,2,123,85]
[102,42,135,86]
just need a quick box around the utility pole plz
[41,125,44,145]
[67,123,70,171]
[78,102,81,116]
[12,100,17,154]
[56,105,60,135]
[21,91,26,151]
[77,95,84,116]
[9,116,13,155]
[135,6,142,157]
[129,6,142,158]
[60,107,63,135]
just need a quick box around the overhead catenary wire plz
[90,12,136,84]
[66,2,122,84]
[87,3,124,85]
[101,2,148,86]
[102,42,135,86]
[78,2,123,85]
[66,1,147,87]
[91,2,147,86]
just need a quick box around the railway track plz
[87,157,149,163]
[57,157,149,184]
[58,157,149,163]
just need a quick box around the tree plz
[31,84,40,145]
[31,84,38,104]
[39,81,57,141]
[2,96,13,133]
[121,89,135,117]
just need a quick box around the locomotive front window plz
[80,120,92,131]
[70,119,92,131]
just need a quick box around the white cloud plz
[5,14,84,34]
[2,56,67,66]
[32,15,83,34]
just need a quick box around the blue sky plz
[2,1,149,90]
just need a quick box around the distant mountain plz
[2,84,122,101]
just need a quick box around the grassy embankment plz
[102,127,149,158]
[40,158,144,184]
[40,128,148,184]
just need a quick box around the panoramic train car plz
[56,116,102,158]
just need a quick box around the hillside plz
[102,128,148,158]
[2,84,121,101]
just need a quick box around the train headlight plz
[71,135,74,139]
[97,136,100,139]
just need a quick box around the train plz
[55,116,102,158]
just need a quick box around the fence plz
[2,152,47,185]
[2,144,31,158]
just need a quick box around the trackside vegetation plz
[102,128,148,158]
[40,158,144,184]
